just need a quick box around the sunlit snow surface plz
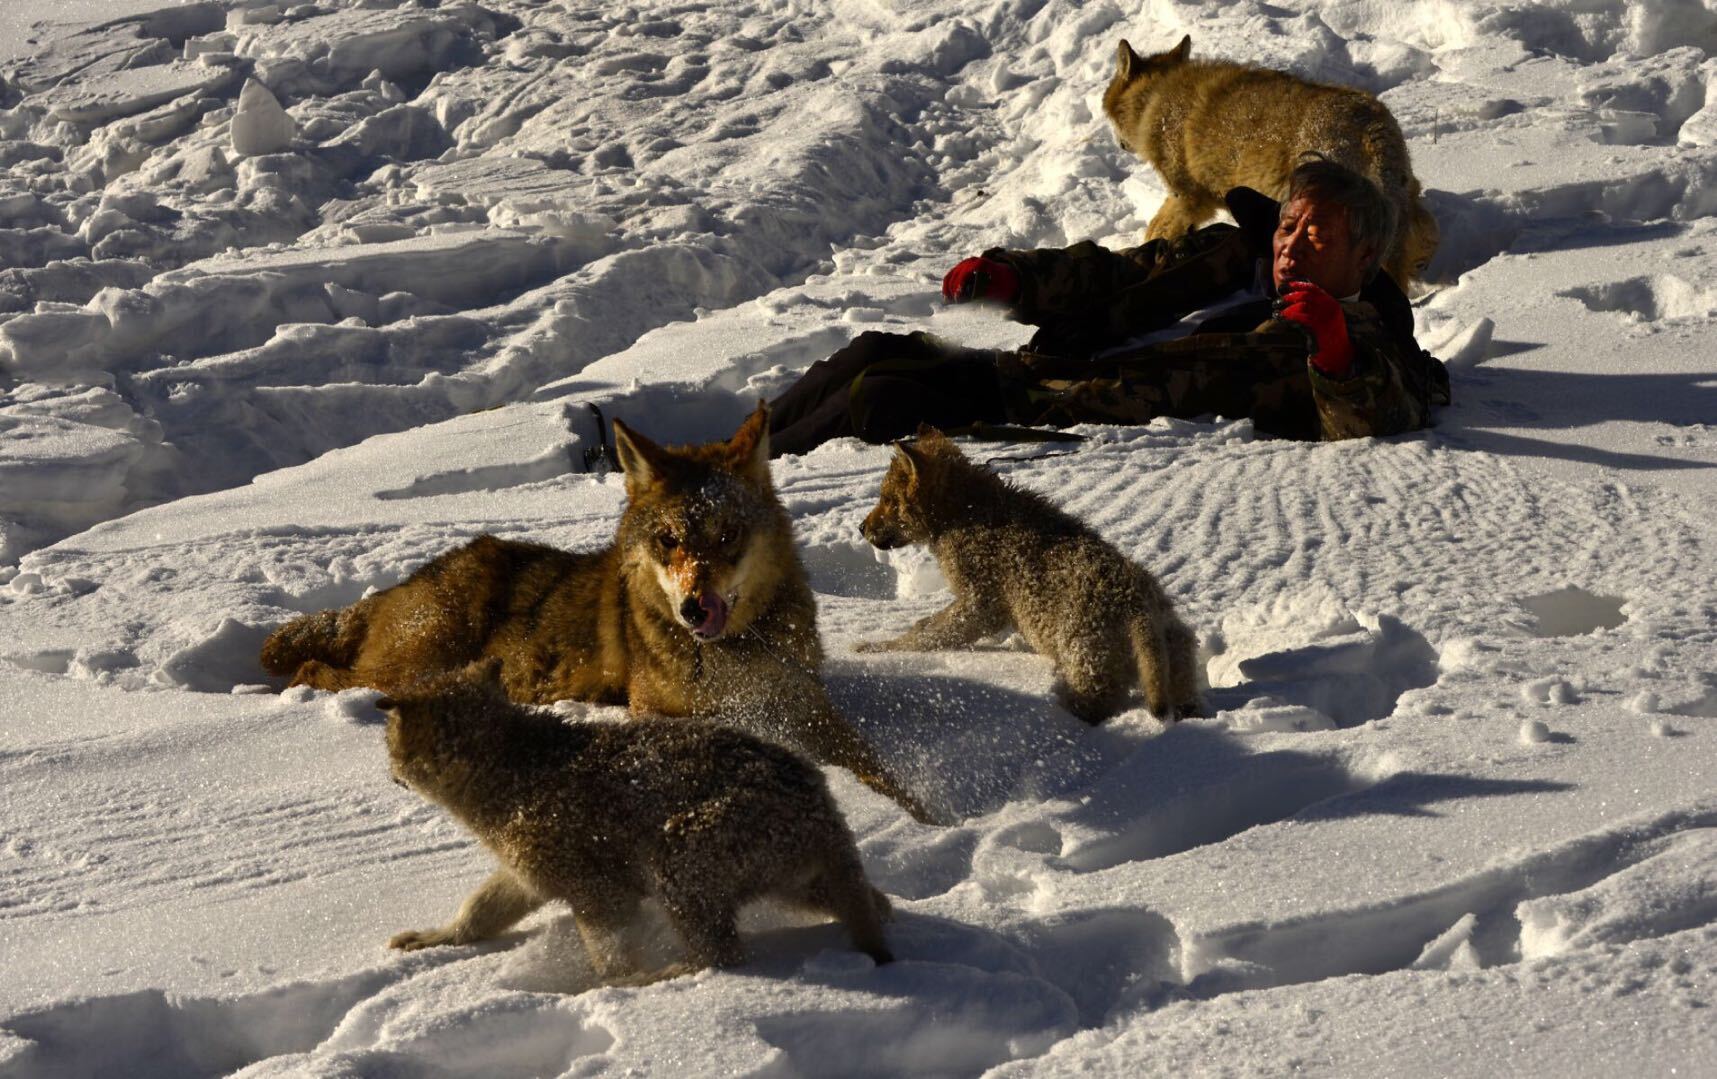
[2,1,1716,1076]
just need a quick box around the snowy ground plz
[3,0,1716,1075]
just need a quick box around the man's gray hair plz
[1286,153,1396,280]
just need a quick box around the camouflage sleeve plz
[983,223,1254,334]
[981,239,1168,322]
[1299,305,1436,440]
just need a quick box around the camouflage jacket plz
[982,189,1450,441]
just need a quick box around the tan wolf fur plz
[380,662,893,983]
[857,428,1200,723]
[1102,35,1439,286]
[260,404,933,822]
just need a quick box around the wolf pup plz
[380,663,893,983]
[261,403,932,822]
[857,428,1200,723]
[1103,35,1438,286]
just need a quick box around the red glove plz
[1275,280,1355,378]
[941,257,1020,305]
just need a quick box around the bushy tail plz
[259,604,365,677]
[1130,606,1202,721]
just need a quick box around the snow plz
[2,0,1716,1076]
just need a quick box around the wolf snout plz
[680,591,731,639]
[861,518,900,550]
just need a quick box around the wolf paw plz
[388,928,454,951]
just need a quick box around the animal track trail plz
[1,776,464,923]
[0,955,617,1079]
[1190,809,1717,995]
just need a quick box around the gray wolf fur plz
[260,403,932,822]
[858,427,1200,723]
[1103,35,1438,285]
[382,662,893,983]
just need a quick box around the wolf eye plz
[657,532,678,550]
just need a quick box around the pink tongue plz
[696,592,729,638]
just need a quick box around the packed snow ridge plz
[3,0,1717,1077]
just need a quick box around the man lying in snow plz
[768,156,1450,455]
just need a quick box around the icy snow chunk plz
[1521,677,1578,706]
[231,79,296,157]
[38,61,234,124]
[1410,913,1482,972]
[323,687,383,725]
[155,618,276,692]
[1520,719,1553,744]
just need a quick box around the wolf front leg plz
[389,867,546,951]
[1144,192,1220,242]
[853,596,1008,653]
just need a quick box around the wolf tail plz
[1128,589,1202,721]
[259,603,367,676]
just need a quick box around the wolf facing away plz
[857,428,1200,724]
[380,663,893,983]
[260,404,933,822]
[1102,35,1439,286]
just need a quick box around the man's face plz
[1271,194,1376,298]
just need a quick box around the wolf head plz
[860,426,970,550]
[376,659,511,800]
[1102,35,1192,157]
[611,403,789,643]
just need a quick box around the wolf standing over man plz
[768,147,1448,452]
[765,36,1447,454]
[1104,35,1440,287]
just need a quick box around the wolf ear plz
[1168,34,1191,63]
[895,440,925,481]
[612,418,670,491]
[912,425,957,457]
[1115,39,1142,80]
[727,401,772,488]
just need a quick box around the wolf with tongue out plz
[260,404,933,823]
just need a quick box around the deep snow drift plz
[2,1,1715,1076]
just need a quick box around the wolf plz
[1102,35,1439,286]
[260,404,932,822]
[857,428,1200,723]
[380,662,893,983]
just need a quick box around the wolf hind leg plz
[781,853,893,964]
[287,658,368,692]
[390,868,545,951]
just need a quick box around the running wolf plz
[857,428,1200,723]
[1103,35,1438,285]
[381,663,893,983]
[260,404,932,821]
